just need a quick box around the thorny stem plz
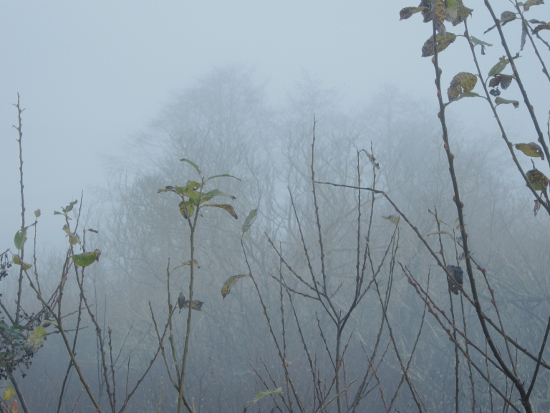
[526,316,550,399]
[404,265,522,412]
[178,178,205,413]
[316,179,550,370]
[13,94,25,326]
[433,14,532,410]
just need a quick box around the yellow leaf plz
[175,180,202,201]
[3,387,15,402]
[12,255,32,270]
[515,143,544,160]
[221,274,249,299]
[179,201,195,219]
[27,325,46,351]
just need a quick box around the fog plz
[1,1,550,413]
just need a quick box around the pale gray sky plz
[1,1,548,250]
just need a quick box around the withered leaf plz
[534,22,550,34]
[399,6,424,20]
[382,215,400,225]
[203,203,238,219]
[501,11,517,25]
[422,32,457,57]
[495,97,519,108]
[524,0,544,12]
[433,0,447,34]
[184,300,203,311]
[489,74,514,90]
[447,72,477,101]
[526,169,549,191]
[446,265,463,295]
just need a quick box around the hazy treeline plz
[2,62,548,413]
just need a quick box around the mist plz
[1,1,550,413]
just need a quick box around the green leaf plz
[200,189,236,204]
[446,91,482,106]
[470,36,492,47]
[427,231,452,237]
[62,225,80,245]
[72,249,101,267]
[62,200,78,214]
[203,204,238,219]
[458,91,481,98]
[515,143,545,160]
[488,57,509,77]
[206,173,241,182]
[495,97,519,108]
[422,32,457,57]
[180,158,201,176]
[34,209,41,218]
[455,4,473,25]
[254,387,282,402]
[242,209,258,234]
[12,255,31,270]
[27,325,46,350]
[14,228,27,250]
[221,274,249,299]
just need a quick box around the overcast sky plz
[1,1,549,250]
